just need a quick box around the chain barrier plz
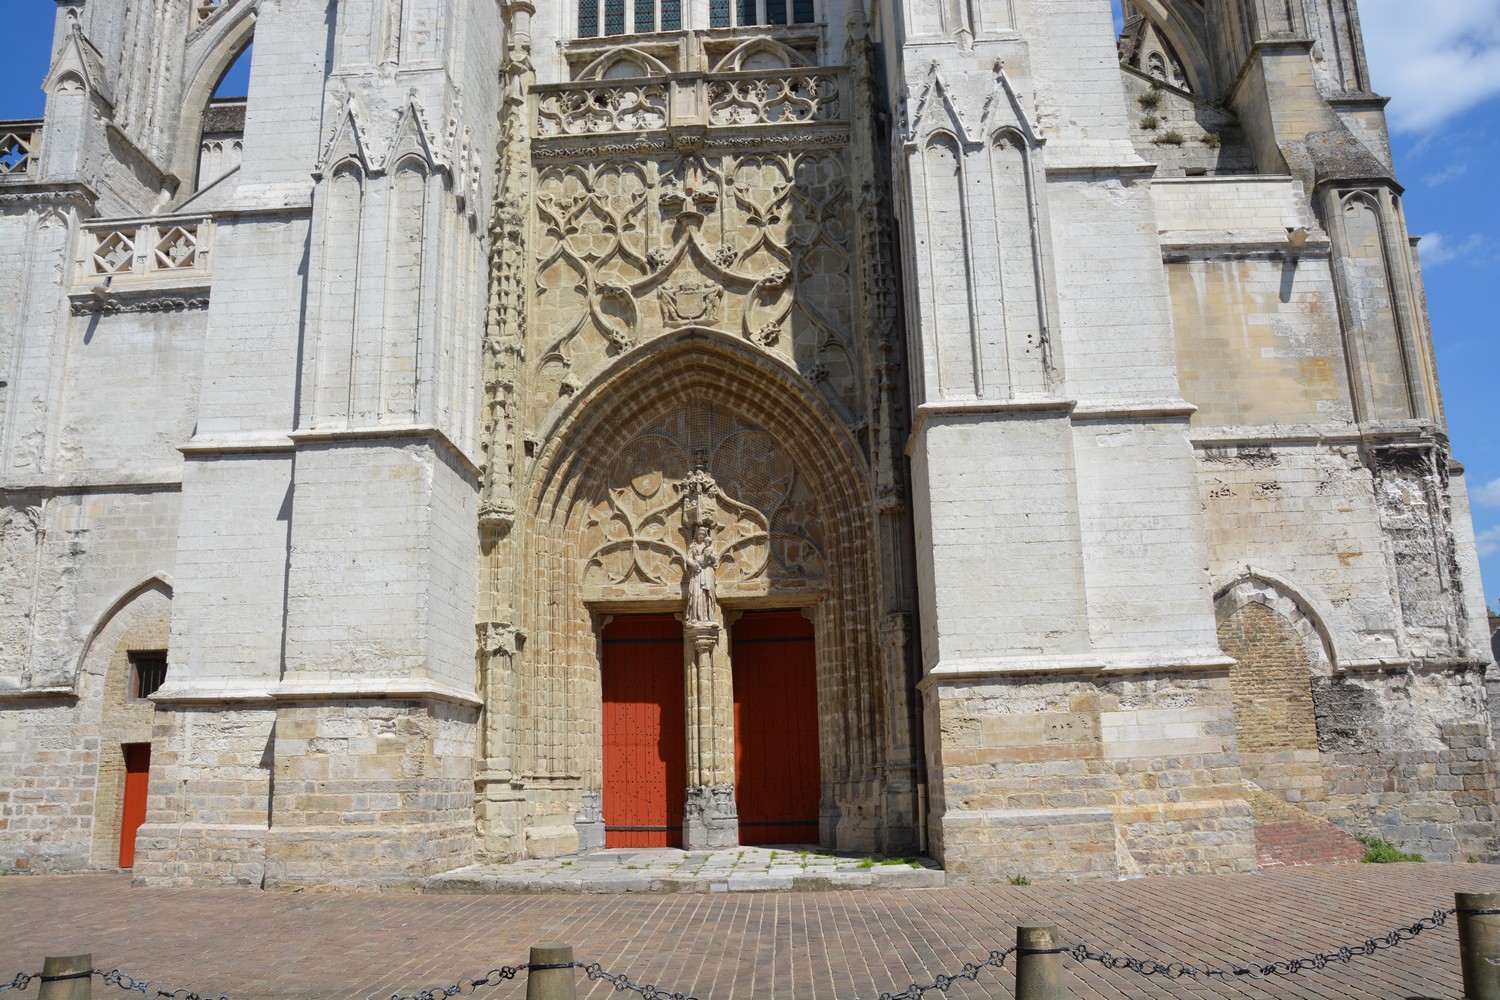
[850,947,1017,1000]
[581,961,702,1000]
[1069,907,1457,981]
[0,906,1467,999]
[385,964,526,1000]
[94,968,229,1000]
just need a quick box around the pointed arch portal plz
[507,331,911,852]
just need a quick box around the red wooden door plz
[119,743,151,869]
[601,615,686,848]
[732,610,820,845]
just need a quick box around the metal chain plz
[581,961,702,1000]
[1069,907,1457,981]
[0,973,37,994]
[385,964,526,1000]
[95,968,229,1000]
[851,947,1017,1000]
[0,905,1461,999]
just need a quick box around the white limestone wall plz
[1073,417,1222,658]
[51,310,205,478]
[911,411,1091,672]
[282,439,477,696]
[166,455,290,693]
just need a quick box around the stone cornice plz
[70,283,211,315]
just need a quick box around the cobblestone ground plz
[4,863,1498,1000]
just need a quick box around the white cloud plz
[1417,231,1487,265]
[1473,478,1500,507]
[1477,525,1500,557]
[1359,0,1500,133]
[1426,162,1470,185]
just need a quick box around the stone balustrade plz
[0,121,42,179]
[75,217,214,285]
[533,67,845,139]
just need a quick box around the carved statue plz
[685,524,718,624]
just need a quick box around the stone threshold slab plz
[423,846,945,894]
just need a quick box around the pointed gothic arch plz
[170,1,258,199]
[75,576,173,870]
[512,329,901,851]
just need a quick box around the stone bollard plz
[37,955,92,1000]
[526,944,577,1000]
[1458,892,1500,1000]
[1015,925,1069,1000]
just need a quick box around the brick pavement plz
[4,863,1498,1000]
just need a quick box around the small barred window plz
[130,651,168,700]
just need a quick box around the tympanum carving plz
[579,418,826,600]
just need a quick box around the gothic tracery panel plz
[578,412,827,602]
[529,146,863,433]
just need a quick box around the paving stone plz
[5,863,1498,999]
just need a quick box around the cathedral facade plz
[1,0,1495,886]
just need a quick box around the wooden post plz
[1015,925,1068,1000]
[37,955,91,1000]
[525,944,576,1000]
[1458,892,1500,1000]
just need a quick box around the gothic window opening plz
[712,0,816,27]
[194,41,252,192]
[578,0,682,37]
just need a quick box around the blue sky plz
[1,2,1496,613]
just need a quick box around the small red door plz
[733,610,820,845]
[601,616,686,848]
[119,743,151,869]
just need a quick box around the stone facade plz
[0,0,1493,886]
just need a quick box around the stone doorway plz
[732,609,820,845]
[118,742,151,868]
[601,615,687,848]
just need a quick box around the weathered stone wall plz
[0,579,172,873]
[925,671,1255,881]
[263,699,477,889]
[131,704,275,887]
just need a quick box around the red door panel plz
[601,615,686,848]
[119,742,151,869]
[732,610,820,846]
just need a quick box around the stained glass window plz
[662,0,681,30]
[635,0,655,32]
[605,0,625,35]
[579,0,599,36]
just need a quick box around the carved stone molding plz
[70,289,211,315]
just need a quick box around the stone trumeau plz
[0,0,1494,885]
